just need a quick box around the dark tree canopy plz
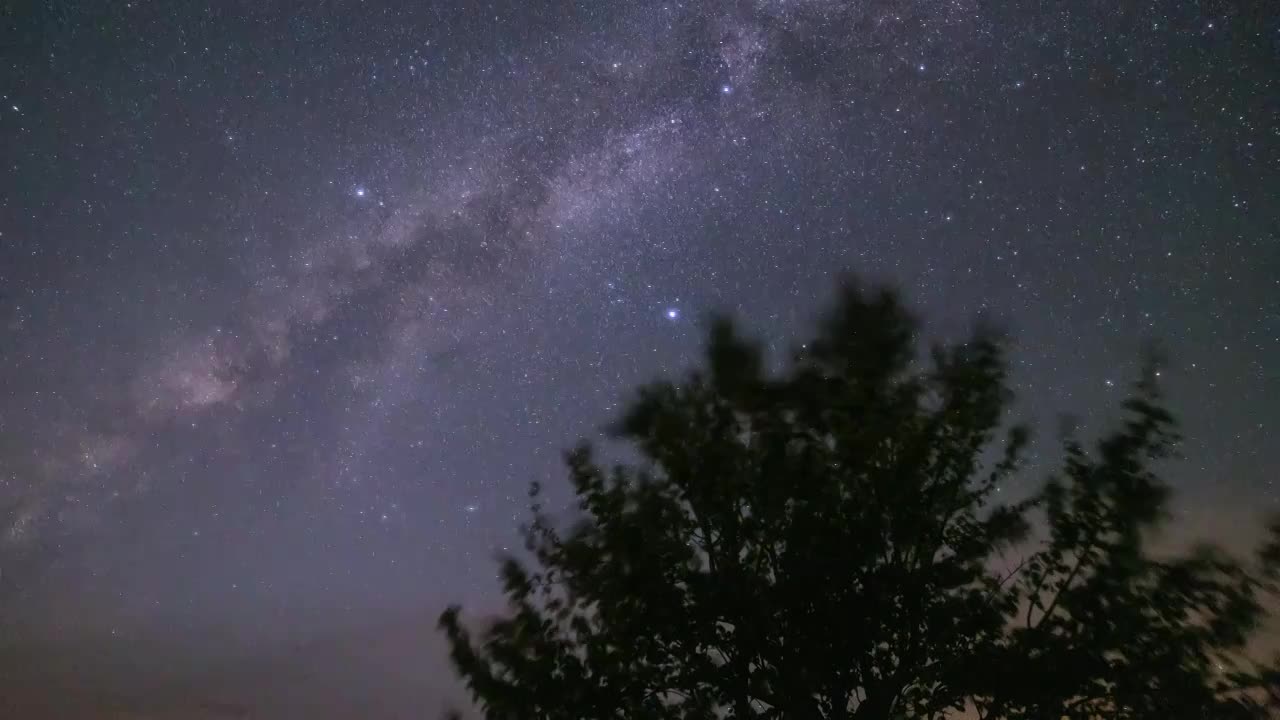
[440,280,1280,719]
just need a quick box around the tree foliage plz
[440,280,1280,719]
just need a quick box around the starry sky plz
[1,1,1277,716]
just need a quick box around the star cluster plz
[0,0,1276,714]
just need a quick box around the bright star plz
[354,186,367,198]
[665,308,679,320]
[720,84,732,94]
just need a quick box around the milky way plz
[1,0,1276,714]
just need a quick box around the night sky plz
[2,1,1277,716]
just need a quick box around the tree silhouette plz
[440,279,1280,719]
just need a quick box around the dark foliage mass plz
[440,280,1280,719]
